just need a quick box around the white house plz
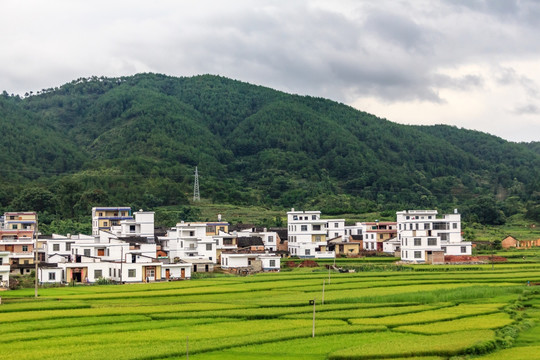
[158,221,217,263]
[161,263,191,280]
[221,253,280,272]
[397,209,472,262]
[287,209,341,258]
[109,210,155,239]
[0,251,10,288]
[235,229,278,252]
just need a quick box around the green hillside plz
[0,73,539,228]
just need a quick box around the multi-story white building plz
[287,209,343,258]
[397,209,472,262]
[108,210,155,239]
[235,229,278,252]
[0,251,10,288]
[158,221,217,264]
[91,207,133,236]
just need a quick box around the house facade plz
[91,207,133,236]
[397,209,472,262]
[287,209,340,258]
[0,212,38,274]
[0,251,10,288]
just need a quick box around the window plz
[305,249,310,256]
[12,224,17,229]
[130,225,136,233]
[24,260,29,264]
[440,233,448,241]
[301,225,307,231]
[293,215,298,220]
[268,236,274,243]
[424,223,430,230]
[22,245,28,252]
[414,251,422,259]
[414,238,421,246]
[53,244,60,251]
[206,244,212,251]
[427,238,437,246]
[441,246,447,253]
[461,246,467,253]
[84,249,91,257]
[0,258,2,265]
[189,231,195,236]
[128,269,136,278]
[312,215,316,220]
[48,272,55,281]
[313,225,321,230]
[379,234,384,239]
[66,243,71,251]
[270,260,276,267]
[315,235,321,241]
[103,221,108,227]
[109,268,112,277]
[334,223,339,228]
[94,270,102,279]
[453,223,458,229]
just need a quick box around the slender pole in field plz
[322,280,325,305]
[312,298,316,338]
[328,267,331,284]
[186,336,189,359]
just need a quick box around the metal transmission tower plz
[193,166,200,201]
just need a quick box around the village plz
[0,206,491,289]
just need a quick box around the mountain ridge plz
[0,73,539,225]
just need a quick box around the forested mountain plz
[1,73,539,227]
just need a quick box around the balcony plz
[0,237,34,243]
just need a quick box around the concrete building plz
[0,251,10,288]
[91,207,133,236]
[221,252,280,272]
[0,212,38,273]
[397,209,472,263]
[287,209,342,258]
[109,210,155,239]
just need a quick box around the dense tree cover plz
[1,73,539,232]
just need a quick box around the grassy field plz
[2,262,540,359]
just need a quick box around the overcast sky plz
[2,0,539,142]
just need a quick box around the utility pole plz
[322,280,325,305]
[193,166,200,202]
[312,298,316,338]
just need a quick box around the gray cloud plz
[1,0,540,141]
[511,103,540,115]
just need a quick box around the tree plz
[10,187,57,213]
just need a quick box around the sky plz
[1,0,539,142]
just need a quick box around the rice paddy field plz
[2,262,540,359]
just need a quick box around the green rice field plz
[1,263,540,359]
